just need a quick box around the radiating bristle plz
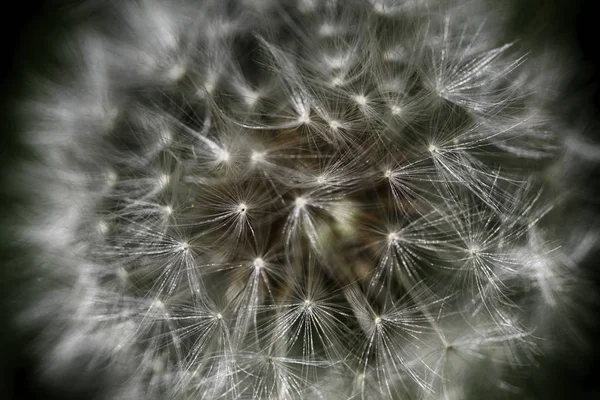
[10,0,598,399]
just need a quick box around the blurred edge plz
[1,1,599,399]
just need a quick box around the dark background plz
[1,1,599,399]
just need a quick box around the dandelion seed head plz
[15,1,596,399]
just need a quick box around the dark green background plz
[1,1,599,398]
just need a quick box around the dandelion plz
[10,0,598,399]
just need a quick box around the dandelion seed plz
[328,120,341,131]
[242,89,261,107]
[157,173,170,189]
[295,196,307,210]
[166,64,186,82]
[352,94,368,106]
[253,257,265,271]
[298,114,311,124]
[331,77,344,87]
[97,220,110,236]
[216,149,229,163]
[251,150,265,163]
[116,267,128,284]
[297,0,316,13]
[106,169,118,188]
[390,105,402,115]
[318,24,338,37]
[196,79,217,98]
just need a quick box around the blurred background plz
[1,1,599,398]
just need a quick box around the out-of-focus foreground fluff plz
[10,0,600,399]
